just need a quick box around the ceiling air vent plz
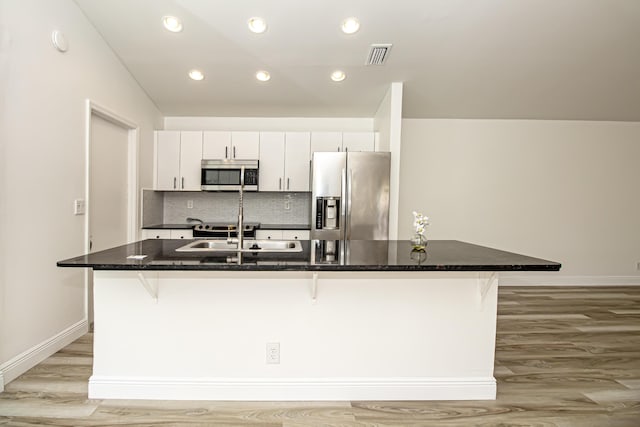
[366,43,392,66]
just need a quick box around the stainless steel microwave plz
[201,159,259,191]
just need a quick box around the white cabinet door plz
[231,131,260,159]
[155,131,202,191]
[310,131,342,156]
[155,131,181,190]
[342,132,374,152]
[179,131,203,191]
[203,131,231,159]
[259,132,285,191]
[202,131,259,160]
[284,132,311,191]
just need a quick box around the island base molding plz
[88,376,496,401]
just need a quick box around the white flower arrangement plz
[412,211,429,236]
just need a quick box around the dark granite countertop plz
[57,239,560,272]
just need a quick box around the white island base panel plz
[90,270,499,401]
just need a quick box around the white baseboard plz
[499,274,640,287]
[0,319,88,387]
[89,376,496,401]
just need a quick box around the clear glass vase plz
[411,233,427,251]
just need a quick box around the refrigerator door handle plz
[341,167,347,240]
[346,169,353,240]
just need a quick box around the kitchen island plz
[58,239,560,401]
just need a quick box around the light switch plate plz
[74,199,86,215]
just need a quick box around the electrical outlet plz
[187,200,193,209]
[266,342,280,364]
[284,200,290,210]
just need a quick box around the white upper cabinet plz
[231,131,260,159]
[179,131,204,191]
[202,131,230,159]
[342,132,375,152]
[155,130,202,191]
[258,132,286,191]
[310,131,375,158]
[310,131,342,154]
[203,131,259,160]
[284,132,311,191]
[155,131,181,191]
[259,131,310,192]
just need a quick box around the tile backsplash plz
[142,190,311,226]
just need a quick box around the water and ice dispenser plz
[315,197,340,230]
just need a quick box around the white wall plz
[373,87,392,152]
[400,119,640,284]
[0,0,162,385]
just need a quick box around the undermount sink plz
[176,239,303,253]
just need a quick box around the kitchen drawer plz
[255,230,309,240]
[282,230,309,240]
[142,229,171,239]
[255,230,282,240]
[170,229,193,239]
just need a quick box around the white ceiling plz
[74,0,640,120]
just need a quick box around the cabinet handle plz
[173,177,177,189]
[233,146,236,158]
[337,146,340,152]
[279,177,282,190]
[181,177,184,189]
[225,146,228,159]
[287,177,290,190]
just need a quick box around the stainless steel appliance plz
[201,159,259,191]
[311,151,390,240]
[192,222,259,239]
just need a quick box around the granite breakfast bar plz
[58,239,560,401]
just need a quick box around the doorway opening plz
[84,100,138,323]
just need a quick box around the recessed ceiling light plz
[248,17,267,34]
[188,69,204,81]
[341,17,360,34]
[256,70,271,82]
[162,16,183,33]
[331,70,346,82]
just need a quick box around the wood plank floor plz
[1,286,639,426]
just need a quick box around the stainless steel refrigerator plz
[311,151,391,240]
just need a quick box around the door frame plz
[84,99,139,249]
[84,99,138,320]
